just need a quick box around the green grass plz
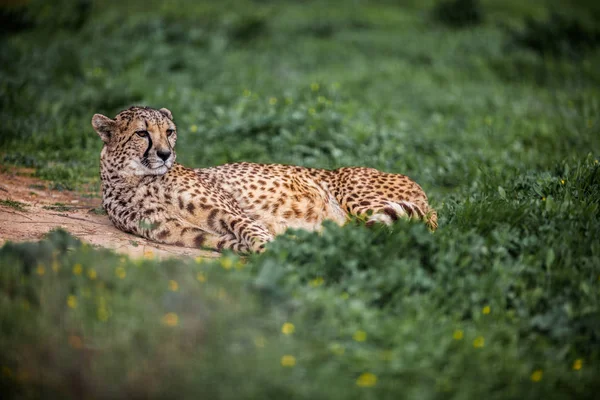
[0,199,28,212]
[1,0,600,399]
[42,203,77,212]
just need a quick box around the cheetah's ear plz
[92,114,116,144]
[159,108,173,121]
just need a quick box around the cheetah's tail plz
[365,200,438,232]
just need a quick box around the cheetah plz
[92,106,437,253]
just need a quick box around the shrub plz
[509,12,600,58]
[431,0,483,28]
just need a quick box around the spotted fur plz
[92,106,437,253]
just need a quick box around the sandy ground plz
[0,168,219,260]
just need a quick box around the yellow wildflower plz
[308,107,316,116]
[190,124,198,133]
[561,179,565,185]
[309,277,324,287]
[196,272,206,283]
[453,329,464,340]
[169,280,179,291]
[87,269,97,280]
[67,295,77,309]
[340,292,349,300]
[73,264,82,275]
[482,305,491,315]
[220,257,233,270]
[473,336,484,348]
[281,355,296,367]
[530,369,543,382]
[195,256,204,264]
[281,322,295,335]
[97,307,109,322]
[573,359,583,371]
[356,372,377,387]
[144,249,154,259]
[36,264,45,276]
[310,82,320,91]
[115,267,126,279]
[162,312,179,327]
[353,330,367,342]
[52,260,60,272]
[269,97,278,105]
[243,89,251,97]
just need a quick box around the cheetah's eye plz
[136,130,149,138]
[166,129,175,137]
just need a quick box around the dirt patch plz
[0,168,219,260]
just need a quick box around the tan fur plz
[92,106,437,253]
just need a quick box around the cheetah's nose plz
[157,150,171,161]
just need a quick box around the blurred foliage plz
[508,12,600,58]
[1,0,600,398]
[431,0,483,28]
[1,157,600,399]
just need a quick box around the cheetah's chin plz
[149,165,169,176]
[134,164,169,176]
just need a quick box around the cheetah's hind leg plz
[365,201,438,231]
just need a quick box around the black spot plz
[383,207,399,221]
[194,234,205,247]
[157,229,170,239]
[187,203,195,214]
[207,209,219,229]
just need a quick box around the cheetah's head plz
[92,106,177,177]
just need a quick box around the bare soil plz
[0,168,219,260]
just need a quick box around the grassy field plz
[1,0,600,398]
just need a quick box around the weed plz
[89,207,107,215]
[42,203,76,212]
[0,199,28,211]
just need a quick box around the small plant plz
[42,203,76,212]
[0,199,28,212]
[89,207,108,215]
